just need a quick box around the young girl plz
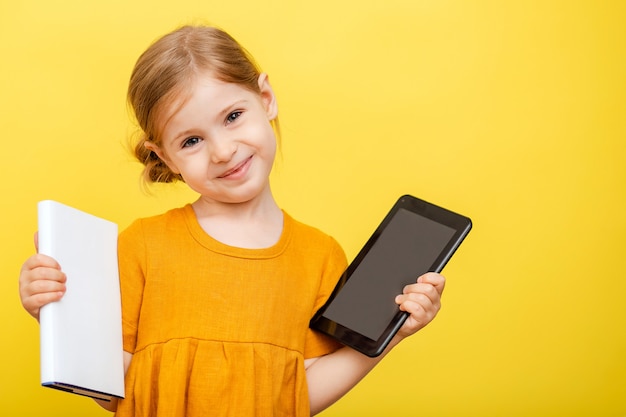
[19,25,445,416]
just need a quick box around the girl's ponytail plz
[133,134,182,184]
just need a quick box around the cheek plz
[167,152,207,179]
[258,123,278,158]
[175,157,203,177]
[242,119,277,160]
[262,139,277,170]
[267,135,277,158]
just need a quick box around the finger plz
[406,301,434,321]
[34,231,39,251]
[29,266,67,284]
[396,291,438,314]
[19,268,67,296]
[21,253,62,274]
[19,263,67,303]
[417,272,446,294]
[19,272,67,307]
[397,300,435,334]
[27,277,67,295]
[396,289,441,331]
[20,277,66,320]
[401,282,440,305]
[25,291,65,309]
[23,291,65,320]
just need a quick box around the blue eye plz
[183,137,201,148]
[226,111,242,124]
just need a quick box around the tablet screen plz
[321,208,457,340]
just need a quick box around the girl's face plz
[148,73,278,205]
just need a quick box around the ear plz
[257,73,278,121]
[144,141,180,174]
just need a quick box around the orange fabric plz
[115,205,346,417]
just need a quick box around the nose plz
[210,138,237,164]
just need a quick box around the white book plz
[38,200,125,401]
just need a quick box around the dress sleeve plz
[304,236,347,359]
[118,219,147,354]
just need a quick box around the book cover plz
[38,200,125,401]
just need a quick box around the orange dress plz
[114,205,345,417]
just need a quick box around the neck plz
[192,187,281,221]
[191,188,284,249]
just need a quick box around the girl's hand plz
[19,253,66,321]
[394,272,445,339]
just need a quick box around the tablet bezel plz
[310,194,472,357]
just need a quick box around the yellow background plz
[1,1,625,416]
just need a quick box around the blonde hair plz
[127,25,277,184]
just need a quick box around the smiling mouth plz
[218,156,252,178]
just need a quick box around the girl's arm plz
[305,272,445,415]
[304,339,398,415]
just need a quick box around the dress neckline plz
[181,204,292,259]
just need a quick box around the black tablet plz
[310,194,472,357]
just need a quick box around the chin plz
[202,189,269,206]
